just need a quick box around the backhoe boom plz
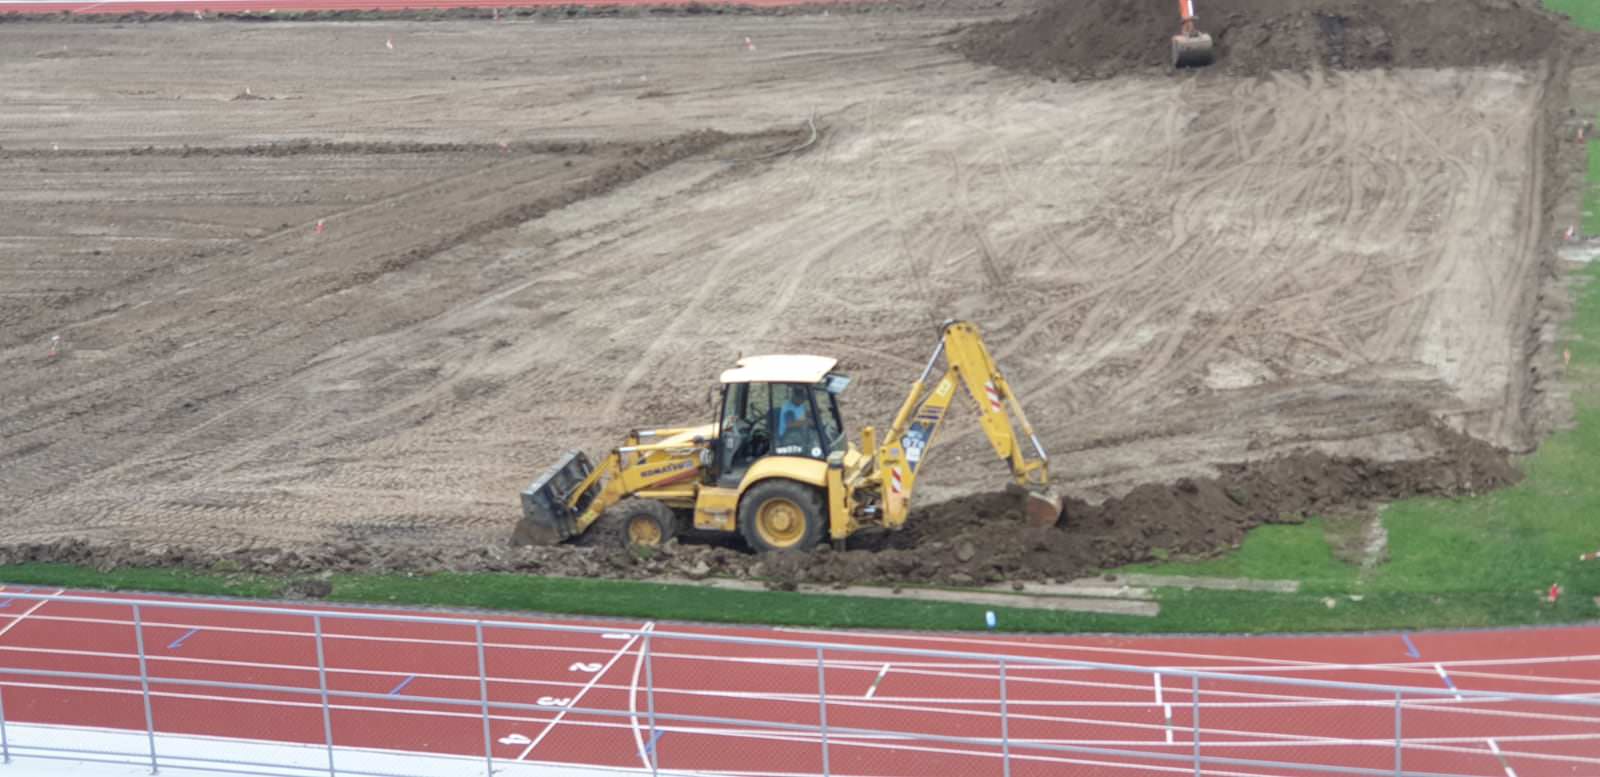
[873,320,1060,527]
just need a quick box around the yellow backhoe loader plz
[512,320,1062,553]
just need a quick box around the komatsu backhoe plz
[512,320,1062,553]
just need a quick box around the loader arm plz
[512,428,707,546]
[872,320,1059,527]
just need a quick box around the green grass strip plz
[1545,0,1600,33]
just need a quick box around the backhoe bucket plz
[512,451,597,546]
[1172,32,1215,68]
[1024,487,1064,528]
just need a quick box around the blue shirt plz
[777,400,808,438]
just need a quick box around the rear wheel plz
[604,499,678,549]
[739,479,825,553]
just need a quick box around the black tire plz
[739,479,826,553]
[603,499,678,549]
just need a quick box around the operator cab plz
[712,355,850,488]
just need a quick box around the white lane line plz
[0,596,1484,676]
[1154,672,1164,705]
[518,622,652,761]
[864,664,891,699]
[8,640,1593,730]
[1486,738,1520,777]
[0,589,63,640]
[1163,704,1173,744]
[1435,663,1465,700]
[8,677,1600,767]
[628,627,651,770]
[778,626,1600,687]
[19,607,1600,693]
[771,626,1375,672]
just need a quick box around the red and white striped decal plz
[889,467,903,495]
[984,382,1002,413]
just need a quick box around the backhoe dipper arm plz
[875,320,1053,527]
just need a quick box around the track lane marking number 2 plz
[515,624,654,760]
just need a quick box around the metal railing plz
[0,589,1596,777]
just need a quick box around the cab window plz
[811,385,843,451]
[774,384,823,458]
[718,382,775,480]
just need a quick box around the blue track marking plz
[167,628,200,650]
[387,675,416,696]
[644,730,666,755]
[1401,633,1421,658]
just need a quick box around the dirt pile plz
[958,0,1567,80]
[0,426,1517,593]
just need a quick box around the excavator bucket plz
[1172,32,1215,68]
[511,451,598,546]
[1024,487,1065,528]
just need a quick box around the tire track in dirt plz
[0,12,1566,552]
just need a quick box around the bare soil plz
[958,0,1567,80]
[0,2,1590,587]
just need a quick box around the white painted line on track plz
[1163,704,1173,744]
[0,719,1389,777]
[5,678,1597,768]
[628,626,651,771]
[776,625,1600,690]
[864,663,891,699]
[0,589,63,640]
[6,640,1594,734]
[771,626,1377,672]
[519,622,652,761]
[20,607,1600,696]
[1435,663,1465,700]
[1486,738,1520,777]
[1154,672,1164,705]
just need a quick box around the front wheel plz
[603,499,678,549]
[739,479,825,553]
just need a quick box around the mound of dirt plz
[0,425,1517,593]
[957,0,1567,80]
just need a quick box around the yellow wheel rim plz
[627,515,663,547]
[755,498,806,547]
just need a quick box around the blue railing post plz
[1394,691,1403,777]
[999,659,1010,777]
[0,683,11,765]
[817,648,830,777]
[1191,674,1201,777]
[476,622,493,777]
[645,633,658,777]
[312,615,336,777]
[131,604,159,774]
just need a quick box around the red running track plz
[2,585,1599,777]
[0,0,838,14]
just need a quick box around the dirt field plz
[0,0,1591,585]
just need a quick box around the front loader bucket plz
[512,451,597,546]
